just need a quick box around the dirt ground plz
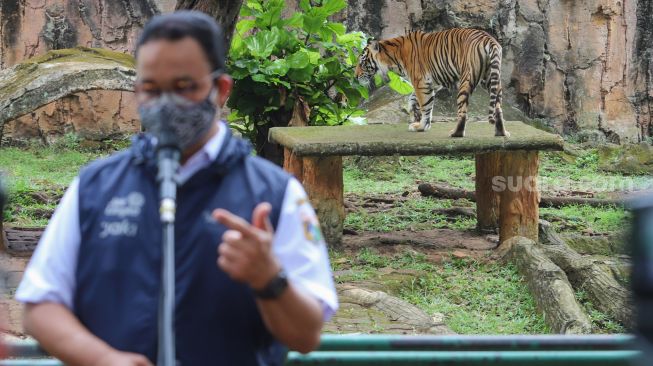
[0,225,499,338]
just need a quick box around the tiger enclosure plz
[1,0,652,361]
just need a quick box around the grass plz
[330,248,549,334]
[541,204,631,234]
[540,150,651,196]
[345,196,476,232]
[344,155,476,195]
[344,150,634,235]
[575,290,627,334]
[1,137,635,334]
[0,137,118,226]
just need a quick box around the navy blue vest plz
[75,130,290,365]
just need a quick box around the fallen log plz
[418,183,625,207]
[505,236,593,334]
[539,221,634,329]
[432,207,476,218]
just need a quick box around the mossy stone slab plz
[269,121,564,157]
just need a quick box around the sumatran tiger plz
[355,29,509,138]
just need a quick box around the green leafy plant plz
[374,71,414,95]
[227,0,368,152]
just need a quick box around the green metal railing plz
[0,334,644,365]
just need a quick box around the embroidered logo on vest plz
[104,192,145,217]
[99,192,144,238]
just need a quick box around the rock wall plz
[2,0,651,143]
[0,0,175,144]
[336,0,653,143]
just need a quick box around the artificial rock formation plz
[332,0,652,143]
[0,48,138,145]
[0,0,173,144]
[2,1,652,143]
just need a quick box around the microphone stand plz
[156,147,180,366]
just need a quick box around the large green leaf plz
[287,65,315,82]
[236,19,256,34]
[303,10,327,34]
[263,59,290,76]
[336,31,366,47]
[388,71,414,95]
[357,84,369,99]
[283,13,303,27]
[257,2,284,28]
[326,22,346,36]
[374,74,384,87]
[306,51,321,64]
[244,29,279,58]
[228,66,248,79]
[287,50,310,69]
[322,0,347,16]
[251,73,270,84]
[299,0,311,12]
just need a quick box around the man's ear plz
[215,74,233,108]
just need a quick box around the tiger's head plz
[355,40,382,86]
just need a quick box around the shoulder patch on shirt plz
[301,212,323,244]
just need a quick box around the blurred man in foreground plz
[16,11,337,366]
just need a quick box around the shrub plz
[227,0,368,160]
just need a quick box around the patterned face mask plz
[138,87,219,151]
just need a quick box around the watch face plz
[256,270,289,299]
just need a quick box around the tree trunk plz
[175,0,244,48]
[506,236,593,334]
[499,151,540,243]
[539,221,634,329]
[475,152,501,233]
[300,156,345,247]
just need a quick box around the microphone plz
[154,130,179,366]
[155,129,181,223]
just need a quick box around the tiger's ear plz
[367,39,380,52]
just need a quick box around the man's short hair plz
[136,10,226,72]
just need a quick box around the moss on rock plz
[598,143,653,175]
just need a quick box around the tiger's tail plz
[487,42,503,125]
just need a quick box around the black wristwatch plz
[254,269,289,299]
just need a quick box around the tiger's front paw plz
[409,122,422,132]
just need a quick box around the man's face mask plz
[138,72,221,151]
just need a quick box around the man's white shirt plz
[16,121,338,320]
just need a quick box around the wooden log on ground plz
[506,236,593,334]
[418,183,626,208]
[499,151,540,243]
[539,221,634,329]
[418,183,476,200]
[475,152,501,232]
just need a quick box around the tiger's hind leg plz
[487,49,509,137]
[409,80,434,132]
[450,76,473,138]
[493,86,509,137]
[408,92,422,127]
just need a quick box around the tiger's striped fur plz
[355,29,509,138]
